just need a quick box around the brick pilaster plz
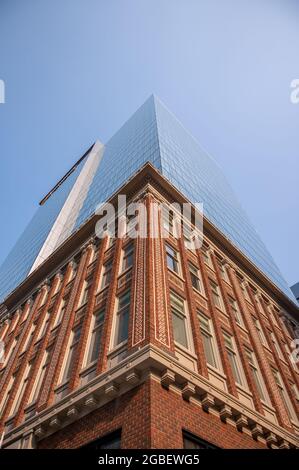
[211,253,264,414]
[177,231,209,378]
[68,237,108,391]
[196,249,238,397]
[38,246,92,409]
[228,267,291,428]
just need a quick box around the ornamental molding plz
[3,344,299,449]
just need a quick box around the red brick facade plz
[0,165,298,449]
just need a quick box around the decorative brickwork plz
[0,168,298,449]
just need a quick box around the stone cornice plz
[3,344,299,449]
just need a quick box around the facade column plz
[228,267,292,429]
[196,248,238,397]
[211,254,264,414]
[38,245,93,409]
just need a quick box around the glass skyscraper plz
[0,95,295,304]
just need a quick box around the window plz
[162,208,175,237]
[121,243,134,273]
[245,348,268,402]
[30,348,52,403]
[53,275,62,294]
[239,280,250,302]
[80,279,92,306]
[202,248,212,267]
[2,337,17,368]
[9,363,32,417]
[283,342,298,371]
[39,289,47,307]
[100,260,113,290]
[198,312,219,369]
[253,317,268,347]
[268,306,279,327]
[82,429,121,449]
[170,292,188,349]
[54,299,66,327]
[37,311,51,340]
[0,375,15,418]
[189,263,202,292]
[209,280,223,309]
[21,323,36,353]
[61,325,82,383]
[218,261,229,282]
[290,383,299,401]
[166,244,180,274]
[223,332,244,386]
[228,296,243,327]
[269,331,284,360]
[255,294,264,314]
[183,431,218,449]
[272,368,297,421]
[113,291,130,347]
[87,309,105,364]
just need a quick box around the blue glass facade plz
[0,95,296,304]
[0,159,85,301]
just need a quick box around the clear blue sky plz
[0,0,298,286]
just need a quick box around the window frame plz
[112,290,131,349]
[223,332,245,387]
[197,311,221,370]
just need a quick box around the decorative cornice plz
[2,344,299,449]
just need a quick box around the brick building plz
[0,97,298,449]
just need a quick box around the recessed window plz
[100,260,113,290]
[21,323,36,353]
[269,331,284,360]
[121,243,134,273]
[198,311,219,369]
[162,208,175,237]
[228,296,243,327]
[87,308,105,364]
[253,317,268,347]
[202,248,212,267]
[189,263,202,292]
[0,375,15,418]
[209,280,223,309]
[30,347,52,403]
[113,291,130,347]
[170,292,189,349]
[9,363,32,417]
[272,368,297,421]
[61,325,82,383]
[240,280,250,302]
[80,279,92,306]
[82,429,121,449]
[37,310,51,340]
[54,299,66,327]
[166,244,180,274]
[223,332,244,386]
[245,348,268,402]
[218,261,229,282]
[183,430,218,449]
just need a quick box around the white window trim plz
[110,291,131,351]
[223,332,247,388]
[198,311,222,372]
[170,291,194,353]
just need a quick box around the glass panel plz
[201,331,216,367]
[115,306,129,345]
[172,311,188,348]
